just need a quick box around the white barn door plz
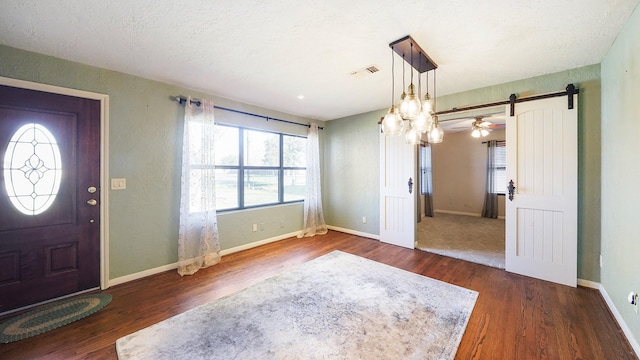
[380,132,416,249]
[506,95,578,287]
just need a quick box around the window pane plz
[215,169,238,210]
[215,125,239,165]
[492,146,507,194]
[244,169,278,206]
[244,130,279,166]
[420,145,432,195]
[284,169,306,202]
[283,135,306,167]
[493,169,507,194]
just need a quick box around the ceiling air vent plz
[349,65,380,78]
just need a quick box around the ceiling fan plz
[439,113,506,135]
[471,117,493,138]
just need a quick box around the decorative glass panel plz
[3,123,62,215]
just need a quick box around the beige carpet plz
[116,251,478,360]
[417,213,505,269]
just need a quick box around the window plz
[214,124,306,211]
[3,123,62,215]
[419,144,432,195]
[491,141,506,194]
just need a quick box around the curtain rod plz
[172,96,323,130]
[434,84,579,117]
[482,140,506,144]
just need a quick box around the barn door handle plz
[408,177,413,194]
[507,180,516,201]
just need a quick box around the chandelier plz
[381,36,443,144]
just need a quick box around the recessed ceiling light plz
[297,95,305,100]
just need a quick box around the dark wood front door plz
[0,85,101,313]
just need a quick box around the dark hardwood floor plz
[0,231,637,359]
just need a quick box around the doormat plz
[0,293,112,343]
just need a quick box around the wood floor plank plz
[0,231,636,359]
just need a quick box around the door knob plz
[87,199,98,206]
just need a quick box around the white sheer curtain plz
[177,96,221,276]
[298,123,328,238]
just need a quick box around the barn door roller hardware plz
[435,84,580,117]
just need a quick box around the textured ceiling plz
[0,1,638,121]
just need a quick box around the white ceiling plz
[1,1,638,121]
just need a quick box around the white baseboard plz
[109,262,178,287]
[220,231,300,256]
[434,209,481,217]
[434,210,507,220]
[577,279,640,357]
[577,278,600,289]
[109,231,300,287]
[598,283,640,356]
[326,225,380,240]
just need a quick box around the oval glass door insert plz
[3,123,62,215]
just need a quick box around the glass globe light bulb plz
[399,84,422,120]
[481,128,490,137]
[421,93,433,115]
[471,127,481,138]
[413,111,433,133]
[428,116,444,143]
[405,123,422,145]
[381,106,404,136]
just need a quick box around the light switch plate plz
[111,178,126,190]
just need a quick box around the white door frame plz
[0,76,111,290]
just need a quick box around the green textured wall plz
[323,110,383,234]
[326,64,601,282]
[601,3,640,346]
[0,44,320,279]
[1,42,604,285]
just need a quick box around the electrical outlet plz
[260,223,264,231]
[252,224,257,232]
[362,216,367,224]
[628,292,638,314]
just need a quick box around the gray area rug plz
[116,251,478,360]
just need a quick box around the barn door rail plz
[434,84,579,117]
